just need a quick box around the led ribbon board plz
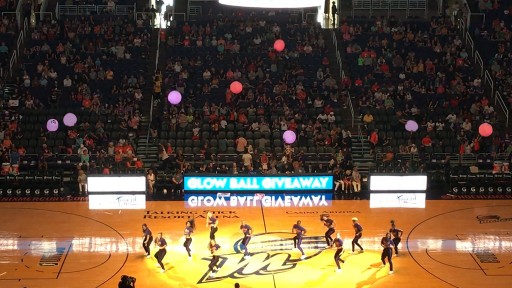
[184,175,334,208]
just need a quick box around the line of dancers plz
[321,215,404,274]
[141,212,403,276]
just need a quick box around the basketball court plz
[1,200,511,288]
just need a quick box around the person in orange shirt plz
[369,129,379,156]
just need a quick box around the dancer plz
[389,220,403,256]
[239,220,253,259]
[184,217,195,259]
[380,232,394,274]
[142,223,153,258]
[292,220,307,260]
[206,211,219,240]
[333,233,345,272]
[320,214,336,247]
[351,217,364,254]
[207,239,221,278]
[154,232,167,273]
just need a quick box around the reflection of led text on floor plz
[472,249,500,263]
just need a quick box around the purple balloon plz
[405,120,419,132]
[167,90,182,105]
[283,130,297,144]
[63,113,78,127]
[46,119,59,132]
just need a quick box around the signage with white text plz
[88,175,146,210]
[89,194,146,210]
[370,193,426,208]
[184,175,333,191]
[185,193,332,208]
[369,175,428,191]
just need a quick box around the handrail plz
[57,4,135,17]
[9,50,16,77]
[16,30,23,55]
[347,90,354,128]
[484,70,494,103]
[15,0,22,27]
[495,91,510,128]
[145,12,162,157]
[474,51,483,77]
[465,31,474,57]
[40,0,48,21]
[357,123,365,156]
[330,26,354,129]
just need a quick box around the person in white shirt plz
[63,75,72,87]
[327,112,336,125]
[317,112,328,123]
[462,119,472,132]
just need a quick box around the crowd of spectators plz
[339,15,511,175]
[471,0,512,110]
[152,7,357,185]
[0,11,153,177]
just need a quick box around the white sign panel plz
[219,0,321,8]
[370,175,427,191]
[88,176,146,193]
[370,193,426,208]
[88,194,146,210]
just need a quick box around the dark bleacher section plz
[0,11,153,197]
[470,0,512,111]
[338,15,511,195]
[0,13,19,78]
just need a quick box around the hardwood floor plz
[1,200,511,287]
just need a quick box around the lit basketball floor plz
[1,200,512,288]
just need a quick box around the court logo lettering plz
[197,232,325,284]
[197,252,296,283]
[476,214,512,224]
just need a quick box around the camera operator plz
[118,275,136,288]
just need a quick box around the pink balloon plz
[283,130,296,144]
[167,90,182,105]
[230,81,243,94]
[63,113,77,127]
[46,119,59,132]
[274,39,285,52]
[405,120,419,132]
[479,123,493,137]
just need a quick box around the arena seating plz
[157,8,347,172]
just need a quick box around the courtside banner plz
[185,193,333,208]
[184,175,334,191]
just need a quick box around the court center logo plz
[476,214,512,224]
[197,232,325,284]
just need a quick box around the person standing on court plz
[184,218,195,259]
[389,220,403,256]
[333,233,345,272]
[206,211,219,240]
[321,214,336,247]
[142,223,153,258]
[207,239,221,278]
[154,232,167,273]
[351,217,364,254]
[331,1,338,27]
[292,220,307,260]
[380,232,394,274]
[239,220,253,259]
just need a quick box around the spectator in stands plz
[171,169,183,199]
[236,136,247,154]
[77,169,87,196]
